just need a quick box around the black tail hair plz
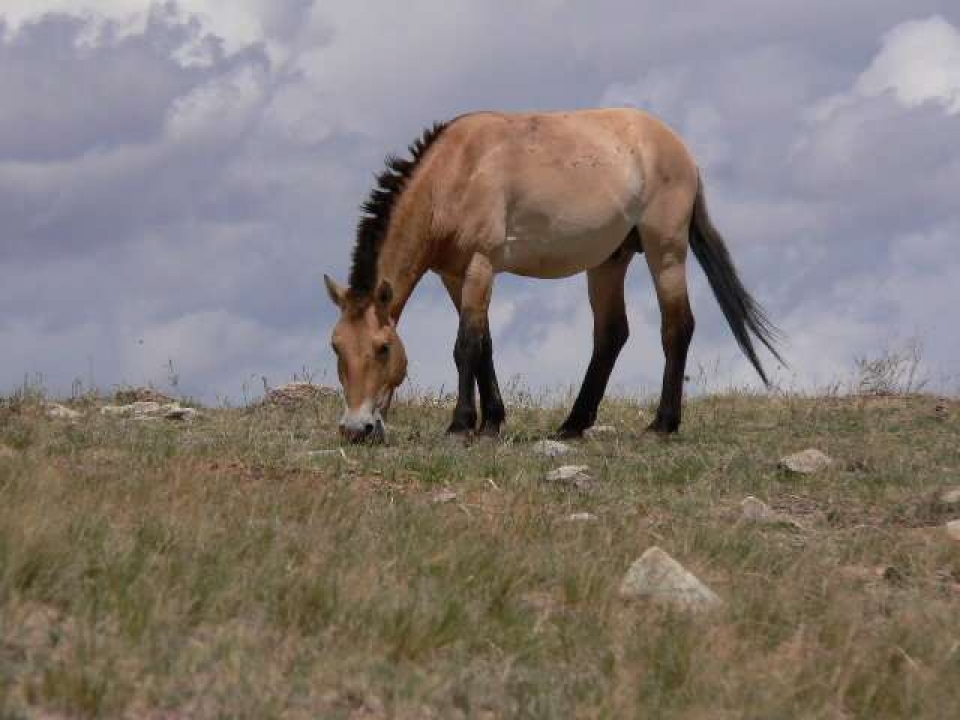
[689,175,786,385]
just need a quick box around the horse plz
[324,108,783,442]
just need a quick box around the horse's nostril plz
[364,423,375,435]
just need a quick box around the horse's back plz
[424,108,698,278]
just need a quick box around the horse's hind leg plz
[555,241,635,439]
[643,222,695,434]
[441,259,506,436]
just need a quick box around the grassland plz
[1,387,959,719]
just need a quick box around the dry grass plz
[1,388,959,718]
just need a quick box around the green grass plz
[1,390,959,718]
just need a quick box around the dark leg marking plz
[448,315,482,434]
[476,328,506,435]
[556,236,635,438]
[648,301,694,434]
[556,313,629,438]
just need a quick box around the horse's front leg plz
[443,257,505,436]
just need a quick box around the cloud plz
[2,2,959,405]
[856,15,960,113]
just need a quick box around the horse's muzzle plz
[339,419,385,444]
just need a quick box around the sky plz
[1,1,959,404]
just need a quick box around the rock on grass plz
[543,465,595,491]
[619,547,723,612]
[740,496,804,529]
[431,490,458,504]
[939,488,960,506]
[584,425,617,439]
[100,401,199,421]
[532,439,571,458]
[162,404,199,421]
[45,403,82,420]
[778,448,832,475]
[947,520,960,542]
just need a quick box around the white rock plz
[45,403,82,420]
[947,520,960,542]
[940,489,960,506]
[533,439,571,458]
[546,465,593,483]
[431,490,459,504]
[778,448,833,475]
[131,401,162,415]
[101,401,161,417]
[162,404,198,421]
[303,449,343,459]
[566,512,598,522]
[619,546,723,611]
[100,401,196,421]
[584,425,617,438]
[544,465,595,491]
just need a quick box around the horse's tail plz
[688,174,785,386]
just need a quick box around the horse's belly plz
[493,217,634,279]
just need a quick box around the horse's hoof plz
[552,427,585,440]
[644,421,679,436]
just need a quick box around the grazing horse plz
[325,108,783,442]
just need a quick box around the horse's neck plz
[377,209,432,322]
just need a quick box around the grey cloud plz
[2,1,960,401]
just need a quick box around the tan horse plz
[325,108,783,442]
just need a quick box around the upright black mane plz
[348,121,450,296]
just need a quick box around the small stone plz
[45,403,82,420]
[939,489,960,506]
[131,401,162,415]
[778,448,833,475]
[740,496,803,529]
[533,439,571,458]
[161,404,198,421]
[303,449,343,459]
[546,465,589,481]
[566,512,598,522]
[584,425,617,438]
[101,401,162,417]
[431,490,458,504]
[544,465,595,491]
[619,546,723,611]
[947,520,960,542]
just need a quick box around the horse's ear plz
[375,280,393,309]
[324,274,347,309]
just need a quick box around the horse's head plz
[324,275,407,443]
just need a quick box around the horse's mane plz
[348,121,450,296]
